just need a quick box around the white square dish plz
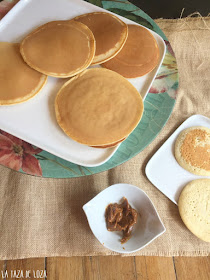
[0,0,166,167]
[145,114,210,204]
[83,183,165,254]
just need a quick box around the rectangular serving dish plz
[145,114,210,204]
[0,0,166,167]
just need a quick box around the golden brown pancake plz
[20,21,95,78]
[175,126,210,176]
[0,42,47,105]
[178,179,210,242]
[73,12,128,65]
[103,25,159,78]
[55,68,144,146]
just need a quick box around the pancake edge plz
[0,74,47,105]
[178,179,210,242]
[55,68,144,146]
[73,12,128,65]
[20,21,96,78]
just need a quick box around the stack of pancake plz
[73,12,159,78]
[0,11,160,147]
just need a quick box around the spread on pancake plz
[178,179,210,242]
[20,20,95,77]
[175,126,210,176]
[0,42,47,105]
[73,12,128,65]
[55,68,144,146]
[103,24,159,78]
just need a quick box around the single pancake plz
[73,12,128,65]
[103,25,159,78]
[20,20,95,77]
[0,42,47,105]
[175,126,210,176]
[55,68,144,146]
[178,179,210,242]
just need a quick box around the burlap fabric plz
[0,17,209,259]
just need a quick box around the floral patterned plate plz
[0,0,178,178]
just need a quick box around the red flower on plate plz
[0,0,19,20]
[0,131,42,176]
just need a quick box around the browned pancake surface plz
[55,68,144,146]
[175,126,210,176]
[0,42,47,105]
[20,21,95,77]
[74,12,128,65]
[103,25,159,78]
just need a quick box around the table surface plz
[0,257,209,279]
[1,0,209,278]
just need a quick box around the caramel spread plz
[180,129,210,171]
[105,197,138,244]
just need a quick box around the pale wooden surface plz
[6,258,45,280]
[174,257,210,280]
[0,257,209,279]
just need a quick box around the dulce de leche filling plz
[105,197,138,244]
[180,129,210,171]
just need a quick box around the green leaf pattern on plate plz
[85,0,103,8]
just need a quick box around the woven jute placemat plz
[0,17,209,259]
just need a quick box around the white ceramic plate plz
[0,0,166,167]
[83,183,165,254]
[146,114,210,204]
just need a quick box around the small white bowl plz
[83,183,166,254]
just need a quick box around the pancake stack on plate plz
[0,11,161,147]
